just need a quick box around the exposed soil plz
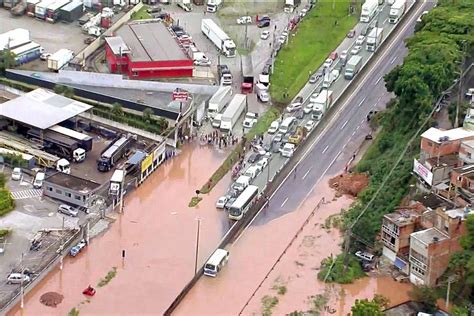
[329,173,369,197]
[39,292,63,308]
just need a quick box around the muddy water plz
[8,143,233,316]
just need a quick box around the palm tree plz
[112,103,124,117]
[142,108,153,122]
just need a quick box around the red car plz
[329,51,338,60]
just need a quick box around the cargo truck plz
[27,128,85,161]
[59,0,83,22]
[45,0,70,23]
[220,94,246,133]
[256,83,269,103]
[177,0,191,11]
[241,55,254,94]
[35,0,56,19]
[47,48,74,71]
[389,0,406,23]
[344,55,363,80]
[201,19,236,57]
[26,0,40,16]
[11,1,27,16]
[97,136,132,172]
[218,64,232,85]
[312,89,333,113]
[11,42,42,65]
[109,169,125,195]
[366,27,383,52]
[360,0,378,22]
[206,0,221,12]
[284,0,300,13]
[207,86,233,118]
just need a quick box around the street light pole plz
[20,252,25,309]
[194,217,201,275]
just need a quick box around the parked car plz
[258,15,271,22]
[70,239,87,257]
[260,30,270,40]
[40,52,51,61]
[304,120,315,132]
[258,20,270,28]
[355,251,375,262]
[247,153,262,164]
[7,273,30,285]
[309,70,323,83]
[216,196,228,209]
[58,204,78,217]
[347,29,356,38]
[351,45,362,55]
[355,35,365,46]
[300,8,308,16]
[278,34,287,44]
[268,120,280,134]
[11,167,22,181]
[323,58,333,68]
[84,37,95,44]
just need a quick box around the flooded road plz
[8,143,234,315]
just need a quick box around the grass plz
[0,229,11,238]
[269,0,358,104]
[188,196,202,207]
[97,267,118,288]
[68,308,80,316]
[261,295,279,316]
[317,254,365,284]
[131,5,151,20]
[308,292,329,316]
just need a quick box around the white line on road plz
[390,56,397,64]
[341,120,349,130]
[357,97,366,107]
[377,96,382,103]
[361,118,366,124]
[281,197,289,208]
[383,18,388,24]
[302,167,312,180]
[352,130,356,136]
[375,76,382,85]
[322,145,329,154]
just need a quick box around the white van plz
[233,175,251,192]
[33,172,45,189]
[279,117,296,134]
[244,166,260,180]
[204,248,230,277]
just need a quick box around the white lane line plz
[357,97,366,107]
[302,167,312,180]
[341,120,349,130]
[375,76,382,85]
[361,118,366,124]
[377,96,382,103]
[281,197,289,208]
[383,18,388,24]
[322,145,329,154]
[352,130,356,136]
[356,125,360,130]
[390,56,397,64]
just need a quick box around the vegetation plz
[0,173,15,216]
[97,267,118,287]
[351,296,387,316]
[317,254,365,284]
[131,5,151,20]
[0,228,11,238]
[342,0,473,248]
[409,286,438,314]
[188,196,202,208]
[68,308,80,316]
[54,85,74,98]
[261,295,279,316]
[269,0,358,104]
[0,49,15,73]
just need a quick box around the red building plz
[104,21,193,79]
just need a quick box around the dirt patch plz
[329,173,369,197]
[40,292,64,307]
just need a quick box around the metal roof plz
[0,88,92,130]
[104,36,131,55]
[60,0,82,11]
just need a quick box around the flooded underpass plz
[7,143,234,315]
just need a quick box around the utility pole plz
[454,41,467,128]
[20,252,25,309]
[194,217,201,275]
[244,12,249,50]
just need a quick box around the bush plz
[0,188,15,216]
[317,254,365,284]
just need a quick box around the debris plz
[329,173,368,197]
[40,292,64,307]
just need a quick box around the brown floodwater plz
[8,143,233,316]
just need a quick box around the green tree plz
[351,298,384,316]
[0,49,15,72]
[409,285,437,313]
[63,86,74,98]
[142,108,153,122]
[112,103,124,117]
[54,84,66,95]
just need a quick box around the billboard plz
[413,159,433,186]
[141,153,154,173]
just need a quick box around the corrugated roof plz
[104,36,131,55]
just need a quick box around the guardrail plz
[163,1,423,314]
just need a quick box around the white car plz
[304,120,315,132]
[268,120,280,134]
[303,103,314,114]
[323,58,333,68]
[58,204,78,217]
[256,157,269,170]
[216,196,228,209]
[11,168,22,181]
[300,8,308,16]
[340,50,348,63]
[237,16,252,24]
[7,273,30,285]
[355,35,365,46]
[278,35,287,44]
[260,30,270,40]
[351,45,362,55]
[40,52,51,61]
[280,143,295,158]
[310,93,319,103]
[194,58,211,66]
[286,102,302,113]
[243,112,258,128]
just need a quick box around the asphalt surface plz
[251,1,434,226]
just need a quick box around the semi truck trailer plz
[97,136,132,172]
[360,0,378,22]
[389,0,406,23]
[207,86,233,118]
[35,0,56,19]
[366,27,384,52]
[45,0,70,23]
[220,94,246,133]
[26,0,40,16]
[201,19,236,57]
[47,48,74,71]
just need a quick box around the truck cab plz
[73,148,86,163]
[218,65,232,85]
[56,158,71,174]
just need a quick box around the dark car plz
[347,29,356,38]
[84,37,95,44]
[147,6,161,13]
[366,110,378,121]
[262,63,272,75]
[309,70,323,83]
[225,197,236,210]
[248,153,262,163]
[258,15,271,22]
[258,20,270,28]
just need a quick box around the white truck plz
[360,0,378,22]
[389,0,406,24]
[177,0,192,11]
[284,0,301,13]
[256,83,269,103]
[207,86,233,118]
[312,89,333,112]
[206,0,221,12]
[220,93,246,132]
[201,19,236,57]
[366,27,384,52]
[47,48,74,71]
[109,169,125,195]
[344,55,363,80]
[35,0,56,19]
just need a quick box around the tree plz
[142,108,153,122]
[351,298,384,316]
[0,49,15,72]
[409,285,437,314]
[63,86,74,98]
[112,103,124,117]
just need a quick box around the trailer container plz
[11,41,42,65]
[0,28,30,50]
[47,48,74,71]
[58,0,83,22]
[389,0,406,23]
[49,125,93,152]
[26,0,40,16]
[45,0,70,22]
[35,0,56,19]
[27,128,81,160]
[201,18,236,57]
[360,0,378,22]
[97,136,132,172]
[220,94,246,132]
[207,86,233,118]
[366,27,383,51]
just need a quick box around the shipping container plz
[26,0,41,16]
[45,0,70,22]
[35,0,56,19]
[11,41,42,65]
[47,48,74,71]
[58,0,83,22]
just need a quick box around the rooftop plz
[452,164,474,180]
[0,88,92,130]
[384,208,421,226]
[421,127,474,144]
[104,37,131,56]
[416,193,449,210]
[45,172,101,193]
[445,206,474,220]
[425,154,459,168]
[116,21,188,62]
[411,227,448,245]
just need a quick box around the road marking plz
[390,56,397,64]
[322,145,329,154]
[383,18,388,24]
[352,130,356,136]
[361,118,366,124]
[375,76,382,85]
[280,197,289,208]
[357,97,367,107]
[11,189,42,200]
[377,96,382,103]
[302,167,312,180]
[341,120,349,130]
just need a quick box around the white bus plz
[204,248,230,277]
[228,185,259,221]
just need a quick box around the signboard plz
[413,159,433,186]
[172,89,189,102]
[153,143,165,160]
[141,153,154,173]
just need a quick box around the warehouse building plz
[104,21,193,79]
